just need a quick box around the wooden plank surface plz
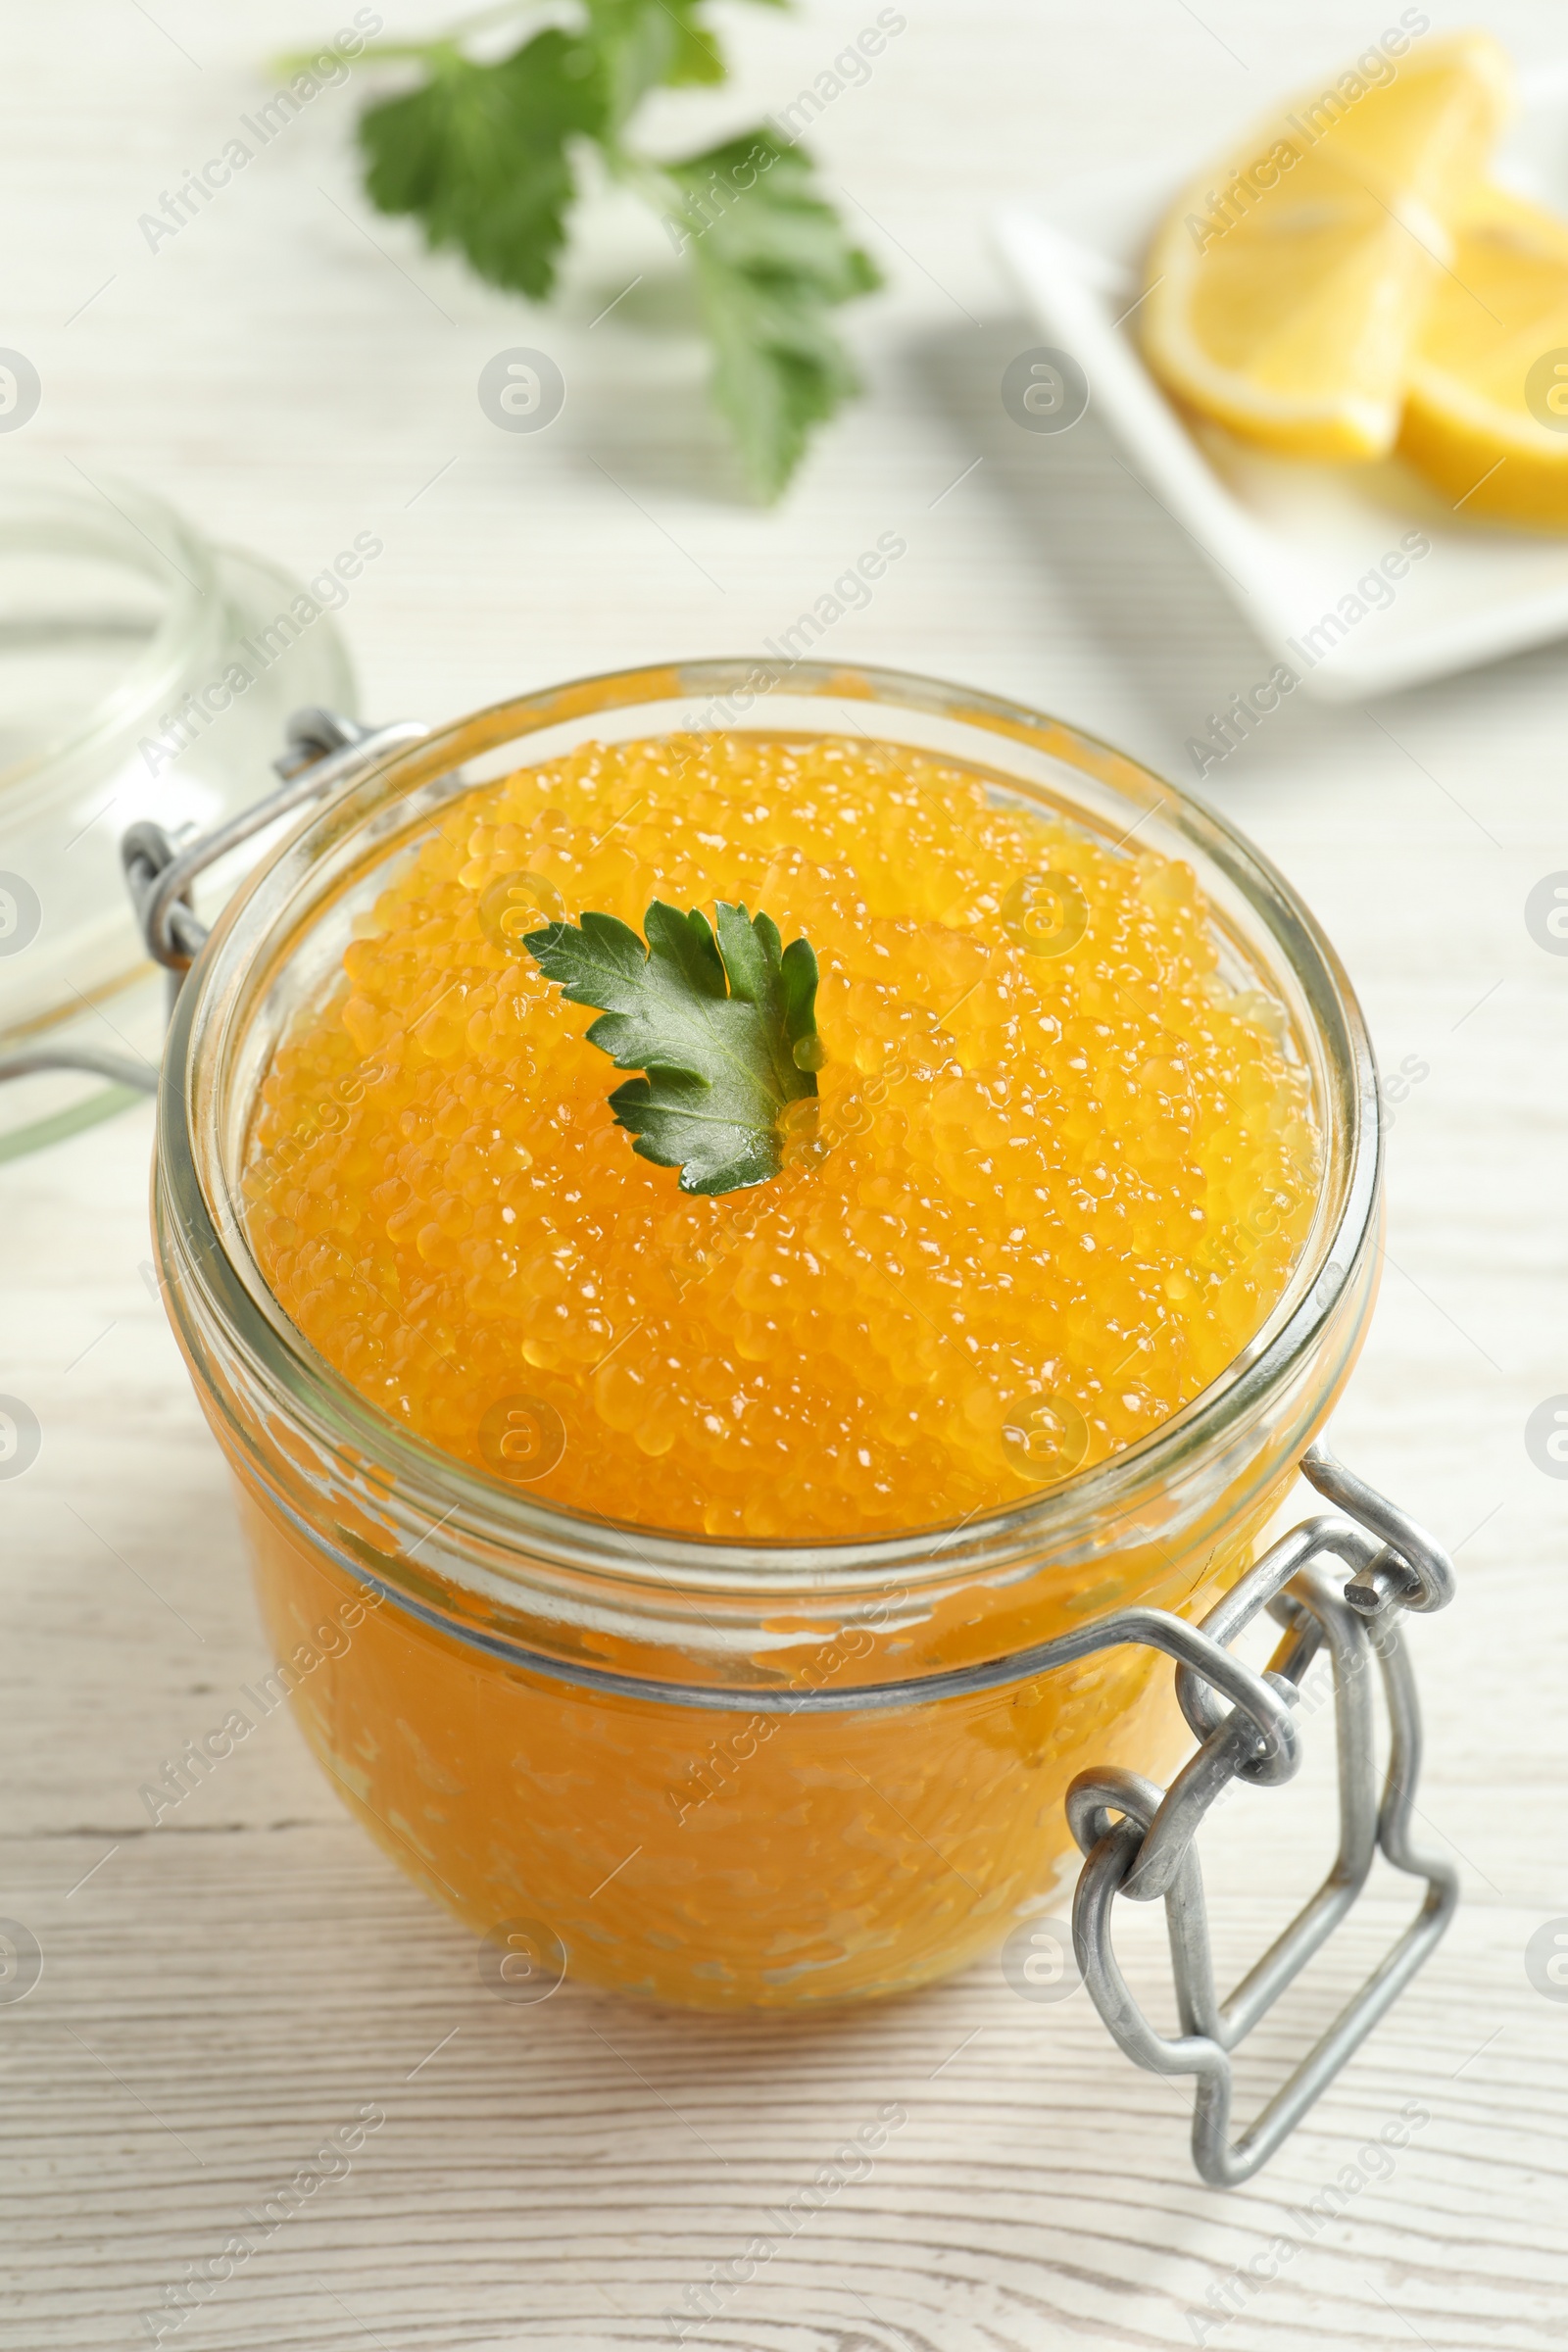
[4,2,1568,2345]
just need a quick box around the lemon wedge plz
[1141,32,1513,462]
[1398,184,1568,523]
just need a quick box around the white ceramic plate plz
[994,63,1568,702]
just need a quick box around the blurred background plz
[15,0,1561,754]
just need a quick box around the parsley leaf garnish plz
[300,1,880,498]
[524,901,820,1194]
[585,0,726,133]
[358,29,606,300]
[666,131,882,500]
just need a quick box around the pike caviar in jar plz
[156,663,1380,2011]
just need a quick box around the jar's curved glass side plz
[158,1266,1369,2013]
[212,1421,1213,2011]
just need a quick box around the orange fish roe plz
[245,734,1320,1538]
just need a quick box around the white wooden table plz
[5,3,1567,2345]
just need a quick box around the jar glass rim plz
[155,658,1382,1596]
[0,472,220,805]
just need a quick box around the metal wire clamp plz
[0,709,427,1100]
[122,709,428,984]
[1066,1442,1457,2185]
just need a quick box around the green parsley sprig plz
[295,1,882,499]
[524,899,821,1193]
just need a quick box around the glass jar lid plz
[0,470,356,1158]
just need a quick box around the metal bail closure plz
[121,709,428,982]
[1065,1444,1459,2187]
[0,708,428,1102]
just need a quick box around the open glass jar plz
[152,662,1381,2012]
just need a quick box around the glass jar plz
[0,473,357,1159]
[152,662,1380,2012]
